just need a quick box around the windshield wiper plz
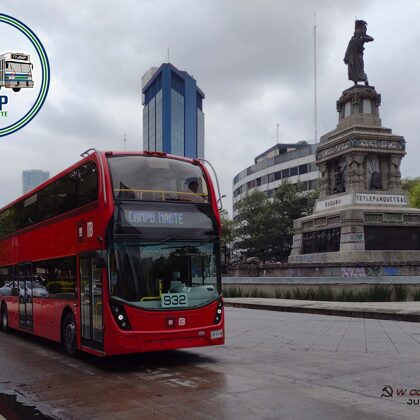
[204,235,219,243]
[158,234,180,244]
[156,234,218,245]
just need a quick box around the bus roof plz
[0,150,204,213]
[1,52,31,62]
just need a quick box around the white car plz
[19,281,48,302]
[0,281,13,296]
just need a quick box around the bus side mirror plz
[95,251,107,269]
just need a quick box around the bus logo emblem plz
[0,14,50,136]
[0,51,34,94]
[87,222,93,238]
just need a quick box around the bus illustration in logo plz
[0,52,34,92]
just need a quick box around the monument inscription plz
[316,137,405,162]
[316,193,408,212]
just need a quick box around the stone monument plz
[289,20,420,264]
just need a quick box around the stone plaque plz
[355,193,407,205]
[315,194,352,212]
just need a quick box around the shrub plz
[249,287,267,298]
[393,285,409,302]
[337,289,356,302]
[283,290,292,299]
[372,285,392,301]
[223,286,244,298]
[291,288,303,300]
[274,289,283,299]
[411,287,420,301]
[315,287,335,301]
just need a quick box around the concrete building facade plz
[232,142,319,217]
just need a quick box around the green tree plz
[233,183,318,262]
[271,182,318,260]
[402,177,420,208]
[233,190,276,261]
[219,208,235,246]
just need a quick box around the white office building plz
[232,141,319,217]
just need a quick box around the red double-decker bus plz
[0,150,224,356]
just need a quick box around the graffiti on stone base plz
[349,233,364,243]
[364,266,399,276]
[383,266,399,276]
[366,266,381,276]
[341,267,366,277]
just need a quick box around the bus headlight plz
[214,299,223,324]
[110,301,131,330]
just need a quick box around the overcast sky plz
[1,0,420,213]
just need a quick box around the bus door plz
[79,255,103,350]
[18,263,33,330]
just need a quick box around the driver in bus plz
[183,177,205,202]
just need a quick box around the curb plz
[224,302,420,323]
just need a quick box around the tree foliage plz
[233,182,318,262]
[219,208,235,246]
[234,190,275,261]
[270,182,318,260]
[402,177,420,208]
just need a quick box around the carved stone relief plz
[332,159,346,193]
[346,154,365,191]
[366,155,382,190]
[318,162,330,197]
[388,155,402,191]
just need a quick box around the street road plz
[1,308,420,419]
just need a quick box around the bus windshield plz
[107,156,209,203]
[6,62,31,73]
[108,241,220,310]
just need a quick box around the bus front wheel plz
[62,312,78,357]
[12,88,21,92]
[1,303,9,332]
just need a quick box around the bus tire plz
[1,303,9,332]
[12,88,21,92]
[62,312,78,357]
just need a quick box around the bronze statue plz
[344,20,374,86]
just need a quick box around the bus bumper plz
[5,80,34,89]
[104,324,225,355]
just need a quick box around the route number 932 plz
[161,293,189,308]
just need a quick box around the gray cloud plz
[0,0,420,213]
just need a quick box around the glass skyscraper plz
[22,170,50,194]
[142,63,205,159]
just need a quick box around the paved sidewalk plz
[224,298,420,322]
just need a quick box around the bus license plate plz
[211,329,223,340]
[161,293,188,308]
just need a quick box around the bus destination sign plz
[11,53,29,61]
[128,210,184,226]
[122,208,213,229]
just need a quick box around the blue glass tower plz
[22,170,50,194]
[142,63,205,159]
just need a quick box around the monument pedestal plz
[289,195,420,264]
[289,86,420,265]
